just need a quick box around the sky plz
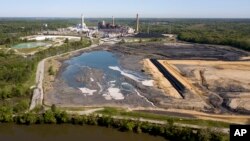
[0,0,250,18]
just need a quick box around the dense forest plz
[138,19,250,51]
[0,18,79,45]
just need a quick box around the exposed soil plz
[165,60,250,114]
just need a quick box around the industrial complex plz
[39,14,139,38]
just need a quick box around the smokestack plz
[81,14,84,27]
[112,16,115,26]
[136,14,139,33]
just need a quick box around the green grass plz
[16,47,45,54]
[96,107,230,128]
[23,63,37,88]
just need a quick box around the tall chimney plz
[136,14,139,33]
[81,14,84,27]
[112,16,115,26]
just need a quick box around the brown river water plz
[0,124,168,141]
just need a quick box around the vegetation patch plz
[96,107,230,128]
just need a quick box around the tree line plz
[138,19,250,51]
[0,19,79,45]
[2,18,250,51]
[0,105,227,141]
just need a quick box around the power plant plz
[97,15,135,37]
[44,13,139,38]
[80,14,88,32]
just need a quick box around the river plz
[0,124,167,141]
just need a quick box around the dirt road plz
[29,59,45,110]
[132,107,250,124]
[107,115,229,134]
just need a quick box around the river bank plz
[0,108,228,141]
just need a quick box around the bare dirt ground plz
[43,42,250,116]
[44,58,61,93]
[163,60,250,114]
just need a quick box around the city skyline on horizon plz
[0,0,250,18]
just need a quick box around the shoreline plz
[0,109,229,141]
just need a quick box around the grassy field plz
[16,46,47,54]
[96,107,230,128]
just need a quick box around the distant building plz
[80,14,89,32]
[98,16,135,38]
[68,14,89,33]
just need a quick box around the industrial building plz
[41,13,139,38]
[98,16,135,38]
[67,14,90,33]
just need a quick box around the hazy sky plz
[0,0,250,18]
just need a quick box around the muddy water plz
[62,51,146,88]
[62,50,122,88]
[59,50,153,102]
[0,124,167,141]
